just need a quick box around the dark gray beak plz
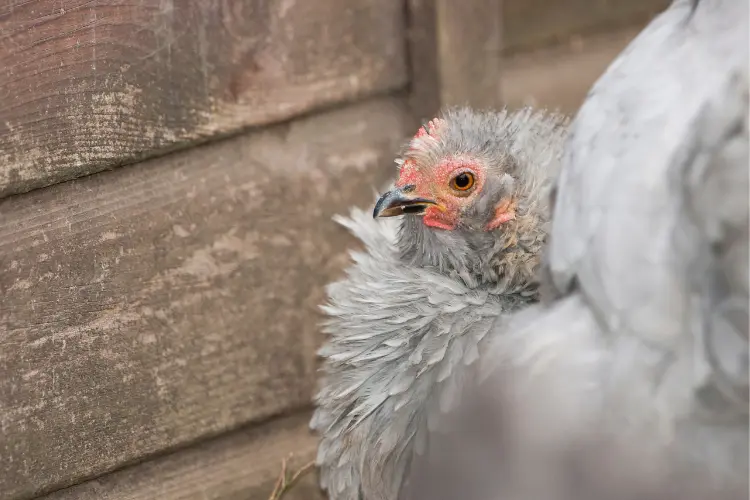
[372,186,438,218]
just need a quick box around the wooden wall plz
[0,1,668,499]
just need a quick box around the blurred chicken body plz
[538,0,749,485]
[404,0,750,499]
[312,2,747,498]
[310,108,569,500]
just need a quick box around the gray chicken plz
[312,0,748,498]
[310,107,569,500]
[403,0,749,499]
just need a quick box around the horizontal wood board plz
[502,0,671,54]
[0,0,407,199]
[500,28,642,113]
[40,412,324,500]
[0,96,411,500]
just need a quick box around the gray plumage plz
[312,0,748,498]
[408,0,749,499]
[541,0,748,483]
[310,107,568,500]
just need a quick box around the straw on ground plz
[267,454,316,500]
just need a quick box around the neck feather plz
[397,210,545,295]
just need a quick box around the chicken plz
[402,0,749,499]
[540,0,748,487]
[313,1,747,498]
[310,107,569,500]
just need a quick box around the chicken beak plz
[372,186,438,218]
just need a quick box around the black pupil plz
[454,173,471,188]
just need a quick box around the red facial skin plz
[395,158,485,231]
[396,119,515,231]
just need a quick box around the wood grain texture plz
[502,0,670,54]
[500,28,641,113]
[0,96,411,500]
[434,0,504,110]
[40,412,324,500]
[0,0,407,199]
[406,0,440,123]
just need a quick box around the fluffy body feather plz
[542,0,749,481]
[310,108,569,500]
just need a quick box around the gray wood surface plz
[0,0,407,199]
[404,0,663,119]
[434,0,504,110]
[500,28,640,113]
[502,0,670,54]
[406,0,440,123]
[0,97,411,500]
[40,412,324,500]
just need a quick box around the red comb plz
[414,118,445,140]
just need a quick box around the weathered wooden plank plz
[434,0,504,110]
[40,412,324,500]
[0,96,411,500]
[406,0,440,123]
[406,0,505,121]
[502,0,670,54]
[0,0,407,199]
[500,28,641,113]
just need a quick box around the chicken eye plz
[450,172,475,192]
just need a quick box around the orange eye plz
[450,172,475,192]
